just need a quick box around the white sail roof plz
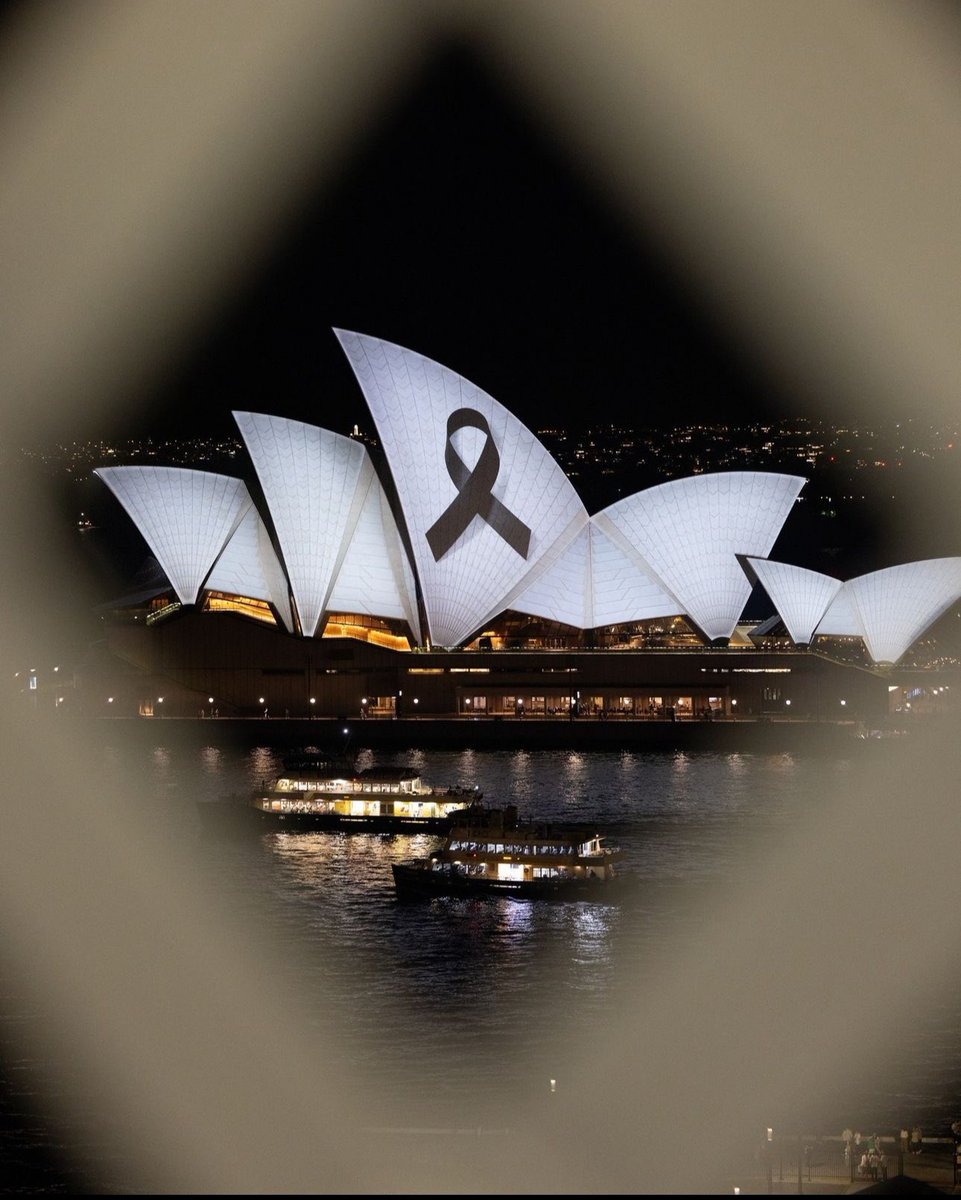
[845,558,961,665]
[95,466,251,605]
[588,518,685,627]
[596,471,805,641]
[205,506,294,632]
[509,524,592,629]
[234,412,375,638]
[814,584,862,637]
[335,329,588,647]
[326,462,422,643]
[746,558,842,646]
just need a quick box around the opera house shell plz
[96,331,961,671]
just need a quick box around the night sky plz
[45,30,959,615]
[115,36,788,445]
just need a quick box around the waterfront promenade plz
[94,711,880,753]
[729,1133,960,1194]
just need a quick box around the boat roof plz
[447,804,608,841]
[357,767,420,782]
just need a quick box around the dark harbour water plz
[3,733,960,1192]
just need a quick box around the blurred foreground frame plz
[1,1,960,1192]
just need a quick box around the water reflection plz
[90,734,961,1136]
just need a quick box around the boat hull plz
[391,861,621,902]
[196,800,456,835]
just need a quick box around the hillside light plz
[107,697,114,704]
[840,699,847,706]
[310,697,316,704]
[785,699,791,707]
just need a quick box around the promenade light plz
[413,697,419,705]
[840,699,847,706]
[259,696,265,704]
[785,699,792,706]
[310,697,316,704]
[208,696,214,704]
[107,697,114,704]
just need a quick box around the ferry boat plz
[391,803,625,901]
[197,750,479,833]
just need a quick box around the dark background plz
[90,37,789,445]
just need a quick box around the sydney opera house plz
[90,331,961,726]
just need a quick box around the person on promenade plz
[910,1125,923,1155]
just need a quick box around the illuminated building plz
[88,333,961,720]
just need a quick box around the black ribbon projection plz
[425,408,532,562]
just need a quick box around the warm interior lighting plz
[204,592,277,626]
[321,619,410,651]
